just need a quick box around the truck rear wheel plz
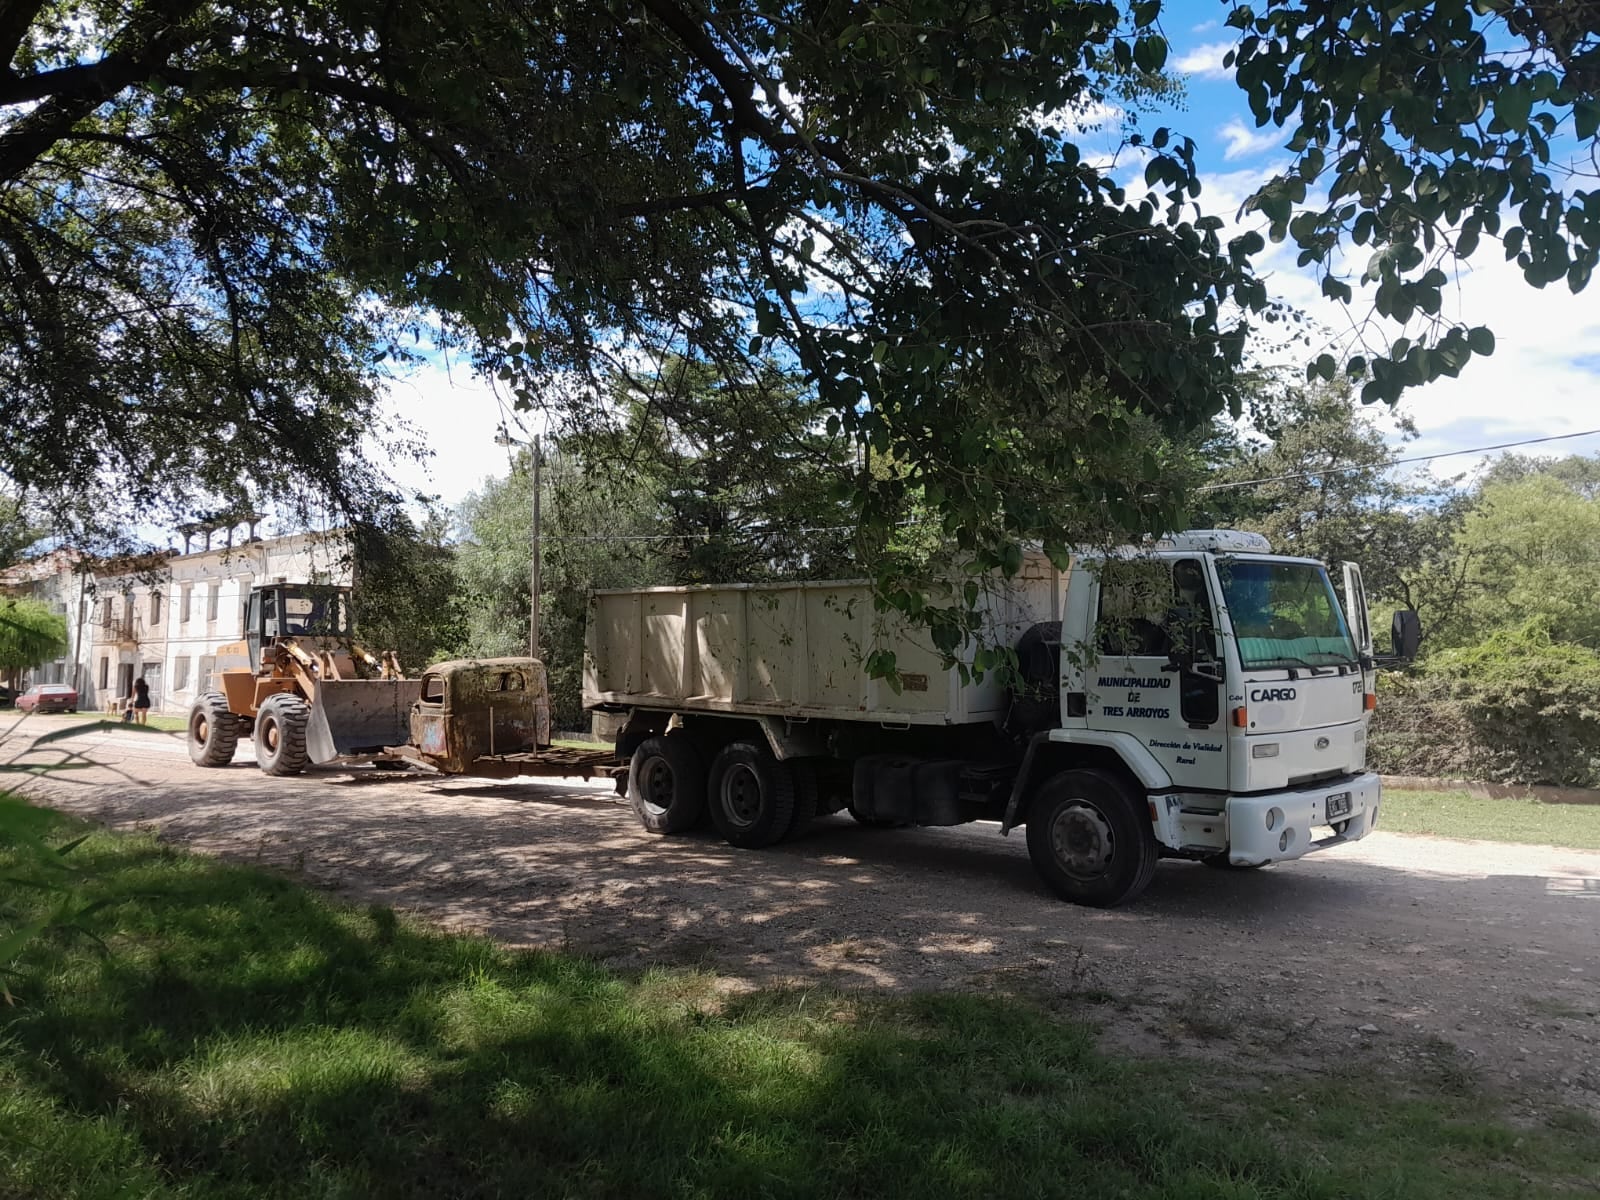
[1026,769,1158,907]
[255,694,310,777]
[187,692,239,767]
[708,741,795,849]
[628,734,706,834]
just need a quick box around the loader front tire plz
[188,693,240,767]
[255,694,311,777]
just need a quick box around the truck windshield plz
[1217,560,1357,669]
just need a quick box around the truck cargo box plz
[583,557,1061,726]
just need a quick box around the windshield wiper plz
[1252,656,1341,673]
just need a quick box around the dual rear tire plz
[627,735,809,848]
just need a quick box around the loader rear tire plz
[188,693,240,767]
[628,734,706,834]
[255,694,310,777]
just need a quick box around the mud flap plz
[305,679,423,763]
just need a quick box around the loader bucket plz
[305,678,423,764]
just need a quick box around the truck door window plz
[421,676,445,704]
[1095,560,1173,656]
[496,672,525,692]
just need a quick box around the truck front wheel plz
[708,741,796,849]
[628,734,706,834]
[1026,769,1159,907]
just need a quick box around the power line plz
[1195,427,1600,494]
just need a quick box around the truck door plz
[1341,562,1375,696]
[1086,557,1228,790]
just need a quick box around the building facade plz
[86,529,350,715]
[6,526,352,714]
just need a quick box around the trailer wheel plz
[187,692,240,767]
[255,694,311,777]
[628,734,706,834]
[1026,769,1158,907]
[708,741,796,849]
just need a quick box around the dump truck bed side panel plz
[583,562,1062,725]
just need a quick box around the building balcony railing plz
[100,617,143,647]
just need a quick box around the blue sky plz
[380,3,1600,509]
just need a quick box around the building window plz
[173,656,191,692]
[150,592,162,626]
[100,598,113,629]
[78,597,87,625]
[196,655,215,693]
[181,585,192,624]
[98,657,109,689]
[207,583,220,623]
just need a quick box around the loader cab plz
[243,584,352,672]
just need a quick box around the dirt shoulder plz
[11,717,1600,1117]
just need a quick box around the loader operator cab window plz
[255,588,347,639]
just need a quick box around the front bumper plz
[1224,772,1380,866]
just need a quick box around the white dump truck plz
[583,531,1393,906]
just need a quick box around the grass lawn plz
[1381,789,1600,851]
[2,799,1597,1199]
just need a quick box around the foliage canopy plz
[1,0,1595,579]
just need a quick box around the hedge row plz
[1368,621,1600,788]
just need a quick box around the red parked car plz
[15,683,78,713]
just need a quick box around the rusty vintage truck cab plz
[408,657,552,774]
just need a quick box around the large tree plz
[3,1,1596,587]
[0,596,68,683]
[1194,378,1468,623]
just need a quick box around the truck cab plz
[1029,530,1380,869]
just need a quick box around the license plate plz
[1326,791,1353,821]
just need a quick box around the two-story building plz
[7,523,352,714]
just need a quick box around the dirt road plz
[11,717,1600,1113]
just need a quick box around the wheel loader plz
[186,583,420,776]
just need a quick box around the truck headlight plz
[1251,742,1280,759]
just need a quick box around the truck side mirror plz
[1391,610,1422,662]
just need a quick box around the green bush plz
[1369,621,1600,787]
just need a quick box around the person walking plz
[132,675,151,725]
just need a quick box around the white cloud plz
[1120,151,1600,471]
[373,359,525,510]
[1219,119,1282,162]
[1173,41,1235,79]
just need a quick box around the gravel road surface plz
[11,717,1600,1113]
